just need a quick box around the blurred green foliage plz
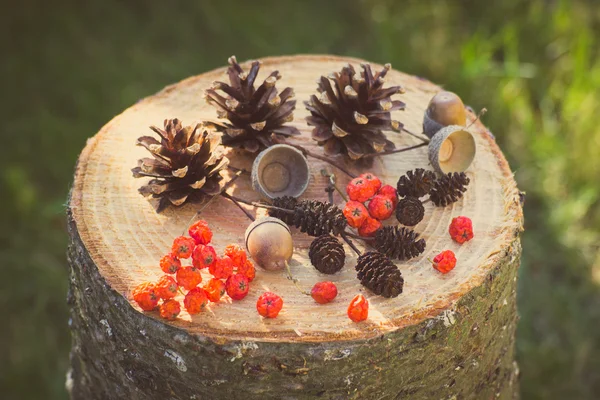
[1,0,599,398]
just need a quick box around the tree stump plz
[67,55,523,399]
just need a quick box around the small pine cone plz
[429,172,470,206]
[268,199,347,237]
[396,168,437,198]
[269,196,298,225]
[373,226,426,261]
[355,252,403,298]
[396,197,425,226]
[309,235,346,274]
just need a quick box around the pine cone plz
[309,235,346,274]
[268,198,347,237]
[132,119,229,213]
[269,196,298,225]
[355,251,404,298]
[429,172,470,206]
[305,63,405,161]
[373,226,426,261]
[396,168,437,198]
[205,56,301,152]
[396,197,425,226]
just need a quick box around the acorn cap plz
[251,144,310,200]
[423,91,467,138]
[244,216,293,271]
[428,125,476,174]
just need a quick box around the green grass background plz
[1,0,599,398]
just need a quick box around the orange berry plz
[188,220,213,245]
[159,253,181,274]
[224,244,248,267]
[432,250,457,274]
[155,275,178,300]
[256,292,283,318]
[132,282,159,311]
[209,256,234,280]
[346,177,377,202]
[159,299,181,320]
[192,244,217,270]
[311,281,338,304]
[343,200,369,228]
[171,236,196,259]
[360,173,382,193]
[377,184,398,207]
[184,287,209,314]
[358,217,382,237]
[368,194,395,221]
[203,278,226,302]
[237,258,256,282]
[347,294,369,322]
[449,216,474,244]
[176,266,202,290]
[225,274,249,301]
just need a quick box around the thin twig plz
[401,127,430,144]
[285,143,357,179]
[284,260,310,296]
[362,142,428,158]
[221,193,294,214]
[341,232,362,256]
[225,195,255,221]
[467,108,488,129]
[321,169,347,202]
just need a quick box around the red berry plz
[188,220,213,245]
[358,217,382,237]
[360,173,382,193]
[237,258,256,282]
[343,200,369,228]
[192,244,217,270]
[378,185,398,207]
[346,177,377,202]
[368,194,395,220]
[171,236,195,259]
[209,256,234,280]
[311,281,338,304]
[226,274,250,300]
[347,294,369,322]
[155,275,178,300]
[132,282,159,311]
[159,299,181,320]
[159,253,181,274]
[432,250,457,274]
[256,292,283,318]
[184,287,209,314]
[224,244,247,267]
[449,216,474,244]
[176,266,202,290]
[203,278,226,302]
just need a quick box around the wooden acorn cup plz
[428,125,476,174]
[244,216,293,271]
[251,144,310,200]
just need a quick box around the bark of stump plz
[66,55,524,400]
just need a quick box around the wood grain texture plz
[69,55,522,342]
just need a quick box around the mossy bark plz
[66,208,520,400]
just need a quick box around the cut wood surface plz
[67,55,524,399]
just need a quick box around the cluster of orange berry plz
[131,220,256,320]
[343,173,398,237]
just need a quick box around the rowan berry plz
[184,287,209,314]
[311,281,338,304]
[132,282,159,311]
[343,200,369,228]
[159,299,181,320]
[176,266,202,290]
[171,236,195,259]
[346,177,377,202]
[192,244,217,270]
[347,294,369,322]
[203,278,226,302]
[432,250,457,274]
[226,274,250,300]
[155,275,178,300]
[256,292,283,318]
[237,258,256,282]
[159,253,181,274]
[209,256,234,279]
[188,220,213,245]
[224,244,247,267]
[378,185,398,207]
[367,194,395,220]
[360,173,382,193]
[358,216,382,237]
[449,216,474,244]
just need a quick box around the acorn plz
[251,144,310,200]
[244,217,293,271]
[422,91,467,139]
[428,125,476,174]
